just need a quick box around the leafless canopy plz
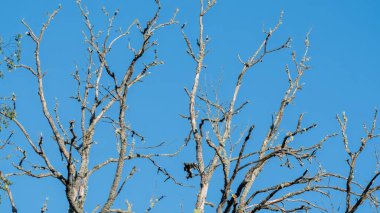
[1,1,182,213]
[181,1,380,213]
[0,1,379,213]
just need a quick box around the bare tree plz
[182,1,380,213]
[1,1,182,212]
[0,1,379,213]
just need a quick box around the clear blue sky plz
[1,0,380,212]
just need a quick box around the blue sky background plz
[1,0,380,212]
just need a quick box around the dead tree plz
[0,1,182,212]
[183,1,380,213]
[1,1,379,213]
